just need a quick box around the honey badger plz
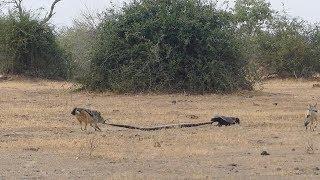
[71,108,106,131]
[211,116,240,126]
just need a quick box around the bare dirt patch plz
[1,78,320,178]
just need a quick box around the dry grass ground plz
[1,77,320,178]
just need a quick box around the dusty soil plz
[1,77,320,179]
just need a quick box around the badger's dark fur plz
[211,116,240,126]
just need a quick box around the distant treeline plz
[1,0,320,92]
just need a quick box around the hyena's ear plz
[315,103,318,107]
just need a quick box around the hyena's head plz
[71,108,81,115]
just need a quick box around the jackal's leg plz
[90,123,98,131]
[79,121,83,131]
[94,124,101,131]
[91,122,101,131]
[84,122,88,130]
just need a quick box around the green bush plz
[307,26,320,75]
[58,19,98,83]
[87,0,252,93]
[233,0,274,81]
[0,12,69,79]
[233,0,320,79]
[257,16,319,78]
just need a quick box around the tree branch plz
[40,0,62,25]
[15,0,23,18]
[1,0,23,18]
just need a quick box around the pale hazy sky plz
[20,0,320,27]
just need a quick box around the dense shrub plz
[0,15,14,72]
[233,0,320,79]
[257,16,320,78]
[58,15,99,82]
[86,0,252,93]
[309,26,320,74]
[233,0,274,81]
[0,12,69,79]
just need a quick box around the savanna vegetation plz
[1,0,320,92]
[0,0,68,79]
